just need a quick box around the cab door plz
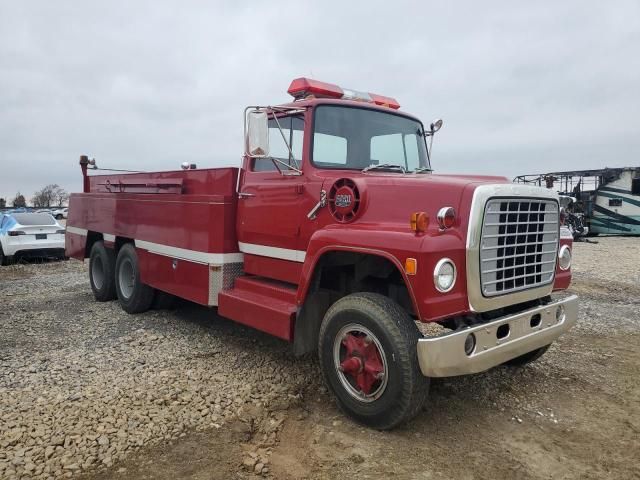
[237,114,306,259]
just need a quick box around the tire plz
[89,241,117,301]
[115,243,155,314]
[318,292,429,430]
[0,245,12,266]
[55,214,63,220]
[504,345,550,366]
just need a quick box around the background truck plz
[66,78,577,429]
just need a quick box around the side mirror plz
[246,109,270,157]
[430,118,443,134]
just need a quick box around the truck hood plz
[321,172,511,231]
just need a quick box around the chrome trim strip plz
[466,184,560,312]
[65,226,88,236]
[238,241,306,262]
[417,295,578,377]
[135,239,244,265]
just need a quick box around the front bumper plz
[417,295,578,377]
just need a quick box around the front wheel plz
[318,293,429,430]
[115,243,155,314]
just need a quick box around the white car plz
[0,213,66,265]
[51,207,68,220]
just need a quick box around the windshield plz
[312,105,429,171]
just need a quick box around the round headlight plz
[558,245,572,270]
[433,258,456,292]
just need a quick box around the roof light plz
[369,93,401,110]
[342,89,372,102]
[287,78,343,100]
[287,77,400,109]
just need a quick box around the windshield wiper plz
[362,163,407,173]
[413,166,433,174]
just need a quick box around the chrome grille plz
[480,198,559,297]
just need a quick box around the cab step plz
[217,276,298,341]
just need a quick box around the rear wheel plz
[55,214,63,220]
[115,243,155,314]
[0,245,12,266]
[89,241,116,301]
[318,292,429,430]
[504,345,550,366]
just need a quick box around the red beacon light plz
[287,77,400,109]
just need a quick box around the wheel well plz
[84,232,133,258]
[114,236,133,252]
[84,232,103,258]
[308,251,414,315]
[293,251,415,356]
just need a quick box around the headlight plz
[433,258,456,292]
[558,245,572,270]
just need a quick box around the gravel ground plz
[1,237,639,480]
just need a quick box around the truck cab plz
[66,78,577,429]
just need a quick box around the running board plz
[217,276,297,341]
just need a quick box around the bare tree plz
[12,193,26,208]
[55,187,69,207]
[0,198,6,209]
[32,184,68,208]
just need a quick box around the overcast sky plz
[1,1,638,203]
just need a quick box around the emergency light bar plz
[287,77,400,109]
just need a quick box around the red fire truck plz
[66,78,577,429]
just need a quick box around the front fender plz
[297,224,470,322]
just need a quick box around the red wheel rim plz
[333,324,388,402]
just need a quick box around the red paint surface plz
[217,280,295,340]
[242,254,301,286]
[138,249,210,305]
[67,167,240,255]
[65,231,87,260]
[553,237,573,291]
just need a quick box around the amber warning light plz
[410,212,429,233]
[287,78,401,109]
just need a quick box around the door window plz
[252,115,304,172]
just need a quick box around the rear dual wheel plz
[115,243,155,314]
[89,241,117,301]
[319,293,429,430]
[89,241,155,313]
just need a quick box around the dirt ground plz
[1,237,639,480]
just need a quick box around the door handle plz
[237,192,256,199]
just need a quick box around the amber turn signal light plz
[410,212,428,233]
[405,258,417,275]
